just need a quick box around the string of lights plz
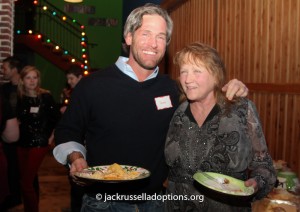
[15,0,89,75]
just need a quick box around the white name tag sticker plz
[30,106,39,113]
[154,95,173,110]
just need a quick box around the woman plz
[0,90,19,209]
[16,66,60,212]
[164,42,276,211]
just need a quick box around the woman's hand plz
[48,132,55,147]
[60,106,67,114]
[244,178,258,193]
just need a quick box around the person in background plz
[60,65,83,114]
[53,4,249,212]
[0,89,19,211]
[0,56,23,210]
[59,65,84,212]
[164,42,276,211]
[16,66,61,212]
[1,56,23,115]
[0,92,19,143]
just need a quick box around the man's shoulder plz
[157,73,175,81]
[1,82,14,90]
[0,82,16,97]
[157,74,178,89]
[76,65,119,90]
[83,65,118,80]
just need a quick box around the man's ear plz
[124,32,133,46]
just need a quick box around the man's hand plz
[69,157,88,173]
[67,152,90,186]
[222,79,249,100]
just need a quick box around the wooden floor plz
[8,149,71,212]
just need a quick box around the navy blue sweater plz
[55,64,179,195]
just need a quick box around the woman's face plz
[67,74,82,89]
[23,70,38,92]
[179,61,216,102]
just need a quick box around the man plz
[59,65,85,212]
[60,65,83,114]
[0,56,23,210]
[53,4,248,212]
[1,57,23,116]
[0,87,20,211]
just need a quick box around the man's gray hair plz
[123,3,173,45]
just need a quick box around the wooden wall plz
[161,0,300,176]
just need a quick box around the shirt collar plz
[115,56,159,81]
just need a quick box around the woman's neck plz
[26,90,37,97]
[190,98,216,127]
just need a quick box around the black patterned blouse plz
[164,98,276,212]
[17,93,61,148]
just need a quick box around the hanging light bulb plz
[64,0,83,3]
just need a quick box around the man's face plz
[66,73,82,89]
[125,14,168,70]
[1,62,16,80]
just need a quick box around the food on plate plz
[78,163,141,180]
[266,201,297,212]
[222,182,242,193]
[267,188,300,203]
[252,188,300,212]
[252,198,299,212]
[102,163,140,180]
[206,177,243,193]
[223,178,230,184]
[273,160,288,170]
[193,172,255,196]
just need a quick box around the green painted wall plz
[33,0,123,102]
[35,55,67,102]
[49,0,123,69]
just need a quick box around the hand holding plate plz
[69,157,91,186]
[244,178,258,193]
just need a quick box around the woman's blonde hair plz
[18,65,49,98]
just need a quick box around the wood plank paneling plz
[162,0,300,176]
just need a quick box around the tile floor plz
[8,149,71,212]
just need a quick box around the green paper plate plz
[193,171,255,196]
